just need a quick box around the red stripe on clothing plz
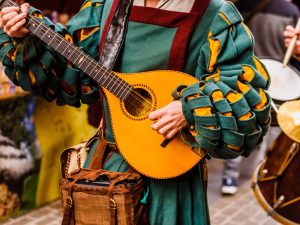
[98,0,120,56]
[129,0,210,71]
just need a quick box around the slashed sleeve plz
[0,0,104,107]
[177,2,271,159]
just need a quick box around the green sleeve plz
[180,2,271,159]
[0,3,103,107]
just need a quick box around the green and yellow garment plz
[0,0,270,224]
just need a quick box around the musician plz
[0,0,271,224]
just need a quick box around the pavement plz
[0,155,281,225]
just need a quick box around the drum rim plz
[260,57,300,101]
[252,161,299,225]
[259,57,300,76]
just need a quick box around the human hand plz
[0,3,30,38]
[284,25,300,56]
[148,100,187,139]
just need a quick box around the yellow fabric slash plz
[208,37,221,72]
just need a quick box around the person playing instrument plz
[0,0,271,224]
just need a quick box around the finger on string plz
[2,11,18,22]
[10,18,26,33]
[20,3,29,14]
[1,6,20,14]
[6,13,26,29]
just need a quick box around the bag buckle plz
[109,198,117,209]
[65,196,73,208]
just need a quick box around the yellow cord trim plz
[219,12,231,25]
[208,37,220,72]
[205,71,220,82]
[81,1,102,10]
[253,56,269,81]
[76,27,100,42]
[241,23,252,40]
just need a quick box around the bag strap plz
[88,134,108,169]
[243,0,271,24]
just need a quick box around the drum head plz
[260,58,300,101]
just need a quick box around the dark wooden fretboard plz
[0,0,133,100]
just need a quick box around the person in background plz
[221,0,300,195]
[0,0,270,224]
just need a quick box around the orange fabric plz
[76,27,100,42]
[28,69,37,86]
[253,56,269,81]
[208,38,220,72]
[255,89,268,110]
[241,65,255,82]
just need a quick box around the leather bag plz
[59,132,149,225]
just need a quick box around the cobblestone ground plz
[0,158,281,225]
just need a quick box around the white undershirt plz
[133,0,195,13]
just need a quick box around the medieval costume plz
[0,0,270,224]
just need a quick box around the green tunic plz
[0,0,271,224]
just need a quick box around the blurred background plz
[0,0,300,225]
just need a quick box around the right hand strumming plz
[0,3,30,38]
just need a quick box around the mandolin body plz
[103,70,203,179]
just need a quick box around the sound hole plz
[124,88,153,117]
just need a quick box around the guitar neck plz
[0,0,132,101]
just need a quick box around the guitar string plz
[3,0,154,107]
[2,0,159,111]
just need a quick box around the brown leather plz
[60,168,148,225]
[89,136,108,169]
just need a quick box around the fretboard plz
[0,0,133,101]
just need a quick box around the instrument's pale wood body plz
[103,70,202,179]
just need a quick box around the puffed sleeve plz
[0,1,104,107]
[178,2,271,159]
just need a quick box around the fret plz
[83,59,94,74]
[31,21,42,35]
[25,16,35,29]
[54,37,63,51]
[0,0,134,101]
[41,26,50,40]
[73,52,83,65]
[61,41,71,55]
[116,82,128,97]
[48,33,57,45]
[67,48,76,60]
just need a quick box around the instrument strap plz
[98,0,134,70]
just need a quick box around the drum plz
[260,58,300,126]
[252,132,300,224]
